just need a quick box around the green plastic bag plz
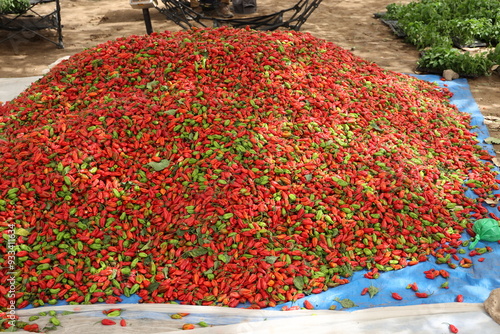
[468,218,500,249]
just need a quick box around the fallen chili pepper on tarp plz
[0,27,499,310]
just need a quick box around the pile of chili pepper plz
[0,27,498,310]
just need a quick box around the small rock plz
[492,65,500,75]
[443,69,459,81]
[484,288,500,325]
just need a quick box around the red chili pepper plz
[439,269,450,278]
[415,292,431,298]
[460,262,473,268]
[443,323,459,333]
[456,294,464,302]
[23,324,40,332]
[17,250,29,257]
[120,319,127,327]
[361,287,369,296]
[303,300,314,310]
[101,319,116,326]
[478,257,485,262]
[18,300,29,309]
[392,293,403,300]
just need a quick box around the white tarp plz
[13,302,499,333]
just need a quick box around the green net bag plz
[468,218,500,249]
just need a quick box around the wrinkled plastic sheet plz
[7,74,500,332]
[13,303,499,333]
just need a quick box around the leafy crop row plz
[381,0,500,77]
[0,0,30,14]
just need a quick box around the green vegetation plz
[381,0,500,77]
[0,0,30,14]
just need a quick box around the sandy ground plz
[1,0,500,149]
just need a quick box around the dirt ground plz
[1,0,500,150]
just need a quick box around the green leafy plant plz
[418,46,496,77]
[404,22,452,49]
[381,0,500,76]
[448,18,495,46]
[0,0,30,14]
[487,43,500,63]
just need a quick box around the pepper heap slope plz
[0,27,498,309]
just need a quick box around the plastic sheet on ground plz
[0,76,42,104]
[12,303,499,333]
[5,74,500,332]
